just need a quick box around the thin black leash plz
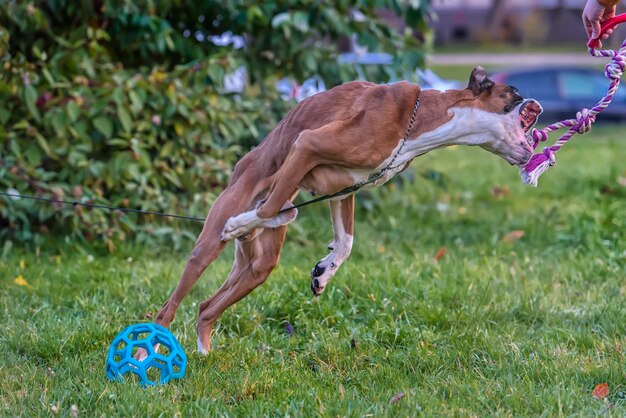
[1,94,420,222]
[0,191,206,222]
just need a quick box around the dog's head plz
[458,67,542,166]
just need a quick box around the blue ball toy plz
[106,323,186,386]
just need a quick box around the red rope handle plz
[587,13,626,49]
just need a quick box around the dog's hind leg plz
[153,187,255,330]
[196,225,288,353]
[310,194,354,296]
[135,203,232,361]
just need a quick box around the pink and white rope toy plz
[520,13,626,186]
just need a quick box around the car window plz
[559,70,626,101]
[506,71,559,100]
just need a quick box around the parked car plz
[491,66,626,123]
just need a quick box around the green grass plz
[1,127,625,416]
[429,64,481,82]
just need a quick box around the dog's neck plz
[388,89,503,165]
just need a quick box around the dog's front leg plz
[311,195,354,296]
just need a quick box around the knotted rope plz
[519,41,626,186]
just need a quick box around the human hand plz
[583,0,617,48]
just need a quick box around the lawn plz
[1,126,625,416]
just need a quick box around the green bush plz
[0,1,431,248]
[0,28,286,246]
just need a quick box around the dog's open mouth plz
[519,99,542,133]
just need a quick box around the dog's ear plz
[467,66,494,95]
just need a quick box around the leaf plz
[434,246,446,261]
[14,275,32,288]
[24,145,43,167]
[0,107,10,125]
[491,185,510,198]
[174,122,184,136]
[293,12,310,32]
[502,230,525,242]
[208,64,225,85]
[148,70,167,84]
[23,85,41,121]
[163,171,182,188]
[301,54,317,73]
[271,12,290,28]
[93,116,113,138]
[42,68,55,85]
[592,383,609,399]
[67,101,80,122]
[129,90,144,114]
[35,133,54,157]
[112,88,124,106]
[389,392,406,404]
[159,142,175,158]
[117,106,132,133]
[51,111,68,135]
[246,6,265,23]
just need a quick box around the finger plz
[599,25,616,42]
[591,20,601,39]
[605,6,617,19]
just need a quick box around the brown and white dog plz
[152,67,542,354]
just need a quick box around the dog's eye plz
[500,94,507,98]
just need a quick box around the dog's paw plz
[221,207,298,241]
[221,210,262,241]
[310,237,353,296]
[310,260,332,296]
[197,337,210,355]
[220,218,238,241]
